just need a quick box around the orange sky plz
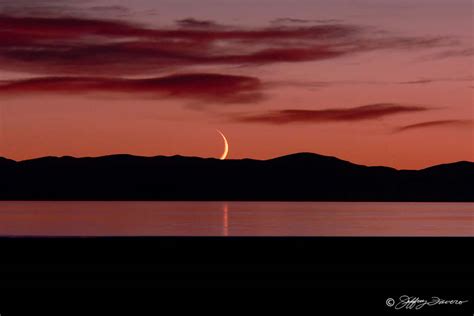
[0,0,472,169]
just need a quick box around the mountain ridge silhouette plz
[1,152,472,201]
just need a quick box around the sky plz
[0,0,472,169]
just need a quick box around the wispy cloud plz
[175,18,220,29]
[395,120,472,132]
[269,76,473,89]
[431,48,474,59]
[233,103,428,124]
[0,13,456,76]
[0,1,132,17]
[270,18,343,25]
[0,73,264,104]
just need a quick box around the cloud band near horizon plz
[233,103,429,124]
[395,120,472,132]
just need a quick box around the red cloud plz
[234,103,428,124]
[176,18,219,29]
[395,120,472,132]
[0,14,149,39]
[0,14,454,76]
[0,73,264,104]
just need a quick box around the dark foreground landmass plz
[0,237,472,292]
[0,152,473,201]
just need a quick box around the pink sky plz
[0,0,472,169]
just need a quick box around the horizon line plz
[1,151,472,172]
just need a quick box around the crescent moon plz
[217,130,229,160]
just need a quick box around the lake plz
[0,201,472,236]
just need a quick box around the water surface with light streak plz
[0,201,472,236]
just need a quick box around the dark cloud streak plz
[395,120,472,132]
[234,103,428,124]
[0,13,455,76]
[0,73,264,104]
[176,18,219,28]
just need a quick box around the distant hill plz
[0,153,473,201]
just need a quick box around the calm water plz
[0,201,472,236]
